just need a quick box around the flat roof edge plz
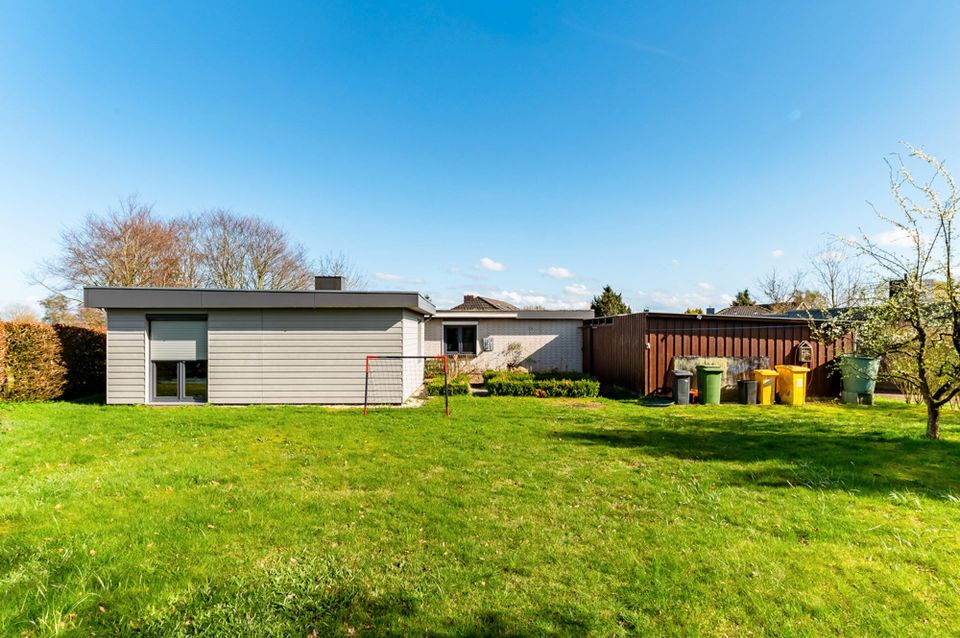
[84,287,436,315]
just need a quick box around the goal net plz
[364,355,450,416]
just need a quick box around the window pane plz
[154,361,179,398]
[460,326,477,354]
[444,326,460,353]
[183,360,208,401]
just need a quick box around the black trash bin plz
[672,369,693,405]
[737,379,758,405]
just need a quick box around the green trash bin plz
[839,355,880,405]
[696,364,723,405]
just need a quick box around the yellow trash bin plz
[753,369,778,405]
[776,365,810,406]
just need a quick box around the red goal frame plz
[363,354,450,416]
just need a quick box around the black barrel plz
[738,379,758,405]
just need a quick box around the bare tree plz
[37,198,327,302]
[1,304,40,323]
[809,244,866,308]
[818,144,960,439]
[38,196,181,300]
[196,210,312,290]
[757,268,807,312]
[198,210,253,289]
[172,214,207,287]
[316,251,367,290]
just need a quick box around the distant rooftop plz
[715,304,776,317]
[448,295,520,312]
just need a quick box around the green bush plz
[426,373,470,396]
[0,322,67,401]
[53,324,106,399]
[483,370,600,398]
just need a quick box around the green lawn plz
[1,397,959,637]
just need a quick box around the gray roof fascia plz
[84,287,436,315]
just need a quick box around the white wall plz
[424,318,583,372]
[401,310,425,401]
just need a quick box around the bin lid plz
[695,364,723,373]
[776,365,810,373]
[753,369,778,377]
[671,369,693,378]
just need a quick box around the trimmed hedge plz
[53,324,107,399]
[426,373,471,396]
[0,322,106,402]
[0,322,67,401]
[484,370,600,398]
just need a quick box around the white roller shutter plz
[150,320,208,361]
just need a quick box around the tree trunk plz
[926,402,941,439]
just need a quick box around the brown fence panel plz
[584,312,851,398]
[582,314,645,392]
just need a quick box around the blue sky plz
[2,1,960,312]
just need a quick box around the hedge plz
[426,373,471,396]
[53,324,107,399]
[0,322,67,401]
[484,370,600,398]
[0,322,106,402]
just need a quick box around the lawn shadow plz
[560,412,960,498]
[59,392,106,405]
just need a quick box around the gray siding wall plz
[106,310,147,404]
[208,308,404,404]
[424,318,583,372]
[401,310,424,401]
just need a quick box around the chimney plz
[706,307,716,315]
[463,294,476,303]
[314,276,344,291]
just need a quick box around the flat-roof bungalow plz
[85,280,593,405]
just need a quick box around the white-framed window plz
[443,323,477,355]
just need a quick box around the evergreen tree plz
[590,285,631,317]
[732,289,754,306]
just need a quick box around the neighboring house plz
[85,283,593,406]
[423,295,593,372]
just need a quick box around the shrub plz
[0,322,67,401]
[53,324,106,399]
[483,370,599,398]
[426,373,470,396]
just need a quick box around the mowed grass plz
[1,398,959,637]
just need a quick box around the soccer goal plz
[363,355,450,416]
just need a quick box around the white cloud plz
[635,288,732,313]
[480,288,590,310]
[872,227,914,247]
[671,259,680,267]
[374,272,422,284]
[771,249,785,258]
[697,282,713,290]
[477,257,506,272]
[540,266,575,279]
[564,283,593,296]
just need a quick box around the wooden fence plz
[583,312,851,397]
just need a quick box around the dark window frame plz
[150,360,208,404]
[444,324,478,355]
